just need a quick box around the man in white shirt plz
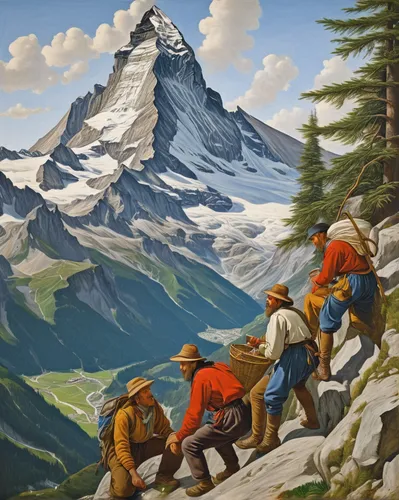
[239,284,320,454]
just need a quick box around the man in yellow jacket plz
[108,377,183,498]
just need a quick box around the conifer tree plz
[279,111,327,249]
[302,0,399,222]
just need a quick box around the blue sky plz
[0,0,354,152]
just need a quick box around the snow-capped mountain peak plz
[149,6,189,54]
[1,6,330,315]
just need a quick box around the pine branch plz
[302,78,398,108]
[358,56,399,78]
[301,100,384,144]
[361,182,399,218]
[327,144,396,179]
[319,11,399,35]
[345,0,399,15]
[332,30,399,59]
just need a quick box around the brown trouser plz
[304,287,331,337]
[245,373,271,440]
[182,401,250,481]
[109,436,183,498]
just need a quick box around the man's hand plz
[166,432,179,450]
[247,335,259,347]
[170,442,182,456]
[129,469,146,490]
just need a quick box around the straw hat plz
[263,284,294,305]
[170,344,206,362]
[126,377,154,398]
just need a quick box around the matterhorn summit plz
[0,6,335,374]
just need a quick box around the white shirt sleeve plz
[261,313,288,360]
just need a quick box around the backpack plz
[97,393,130,471]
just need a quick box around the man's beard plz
[182,364,196,381]
[265,304,276,317]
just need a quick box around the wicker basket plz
[230,344,271,393]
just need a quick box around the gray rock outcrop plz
[27,204,88,261]
[314,328,399,498]
[0,171,44,217]
[50,143,84,171]
[371,214,399,292]
[374,454,399,499]
[0,146,21,161]
[30,84,106,154]
[19,149,43,157]
[36,159,78,191]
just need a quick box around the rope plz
[336,155,385,222]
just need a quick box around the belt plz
[289,339,314,347]
[213,398,244,428]
[285,339,318,366]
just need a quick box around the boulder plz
[314,330,399,492]
[205,437,325,500]
[374,454,399,500]
[383,328,399,358]
[346,480,374,500]
[342,195,364,218]
[93,447,255,500]
[91,436,324,500]
[316,335,376,433]
[378,258,399,293]
[372,214,399,271]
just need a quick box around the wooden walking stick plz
[342,211,387,304]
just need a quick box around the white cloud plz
[198,0,262,73]
[266,56,355,154]
[0,0,155,93]
[266,107,309,141]
[0,35,59,93]
[42,28,98,67]
[0,103,51,119]
[93,0,155,53]
[62,61,90,84]
[226,55,299,110]
[314,56,353,90]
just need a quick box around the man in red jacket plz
[304,223,377,381]
[166,344,250,497]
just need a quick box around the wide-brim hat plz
[263,284,294,305]
[126,377,154,398]
[307,222,330,240]
[170,344,206,362]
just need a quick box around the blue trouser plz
[320,272,377,334]
[264,344,318,415]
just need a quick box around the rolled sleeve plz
[262,314,287,360]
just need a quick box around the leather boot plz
[154,474,180,493]
[315,332,333,381]
[236,434,261,449]
[212,465,240,485]
[237,375,269,449]
[293,384,320,429]
[186,479,215,497]
[256,414,281,454]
